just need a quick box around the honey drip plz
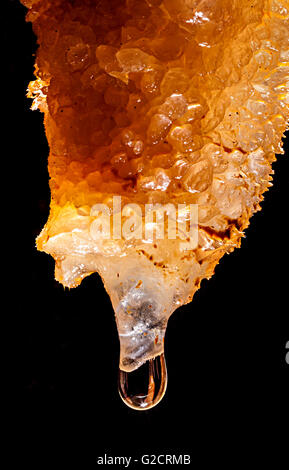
[118,353,167,411]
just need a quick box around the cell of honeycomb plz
[21,0,288,408]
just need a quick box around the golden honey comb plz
[22,0,289,372]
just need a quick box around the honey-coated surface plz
[21,0,289,371]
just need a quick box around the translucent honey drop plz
[118,353,167,411]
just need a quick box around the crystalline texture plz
[21,0,289,372]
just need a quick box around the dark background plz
[8,0,288,466]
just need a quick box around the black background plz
[9,0,289,466]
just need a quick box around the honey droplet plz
[118,353,167,411]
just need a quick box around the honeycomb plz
[21,0,289,371]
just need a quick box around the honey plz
[21,0,288,380]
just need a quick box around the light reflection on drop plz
[118,353,167,411]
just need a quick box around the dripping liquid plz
[118,353,167,411]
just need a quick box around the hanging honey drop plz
[118,353,167,411]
